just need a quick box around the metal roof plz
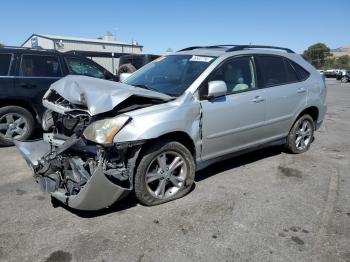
[22,34,143,48]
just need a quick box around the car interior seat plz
[224,66,249,92]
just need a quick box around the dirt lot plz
[0,79,349,262]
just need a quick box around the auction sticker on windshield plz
[153,56,166,62]
[189,56,214,62]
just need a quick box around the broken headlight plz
[83,115,131,145]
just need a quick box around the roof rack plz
[177,46,205,52]
[177,45,241,52]
[177,45,294,53]
[226,45,294,53]
[0,46,58,52]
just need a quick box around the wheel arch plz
[138,131,197,161]
[296,106,319,126]
[0,99,38,121]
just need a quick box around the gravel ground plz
[0,79,349,262]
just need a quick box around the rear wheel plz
[286,114,315,154]
[134,140,195,206]
[0,106,35,146]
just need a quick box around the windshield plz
[124,55,216,97]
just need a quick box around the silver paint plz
[15,47,327,210]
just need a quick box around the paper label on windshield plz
[154,56,166,62]
[190,55,214,62]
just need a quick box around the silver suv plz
[15,45,327,210]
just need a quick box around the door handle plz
[252,96,265,103]
[297,87,306,94]
[19,83,36,89]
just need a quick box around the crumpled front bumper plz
[14,139,132,211]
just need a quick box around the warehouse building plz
[21,33,143,74]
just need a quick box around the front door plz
[14,54,62,118]
[0,53,15,98]
[200,56,266,161]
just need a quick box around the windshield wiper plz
[133,84,158,92]
[133,84,174,97]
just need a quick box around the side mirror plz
[119,73,132,82]
[207,80,227,98]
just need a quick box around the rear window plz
[257,55,308,87]
[0,53,12,76]
[257,55,288,87]
[20,55,62,77]
[289,60,310,81]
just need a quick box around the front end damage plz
[15,135,142,210]
[13,75,175,210]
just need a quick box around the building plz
[21,33,143,74]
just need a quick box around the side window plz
[256,55,288,87]
[284,59,299,83]
[207,56,257,95]
[289,60,310,81]
[20,55,62,77]
[0,54,13,76]
[65,57,105,78]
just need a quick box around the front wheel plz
[341,76,349,83]
[134,140,195,206]
[286,114,315,154]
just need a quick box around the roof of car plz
[175,45,295,57]
[0,46,59,54]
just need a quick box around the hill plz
[331,46,350,57]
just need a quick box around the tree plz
[334,55,350,69]
[303,43,332,69]
[0,43,4,48]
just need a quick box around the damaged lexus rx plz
[15,45,327,210]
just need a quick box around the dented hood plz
[46,75,173,115]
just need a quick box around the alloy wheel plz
[341,76,349,83]
[294,119,313,151]
[0,113,28,140]
[145,151,187,199]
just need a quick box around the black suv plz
[336,70,350,83]
[118,54,160,75]
[0,47,117,146]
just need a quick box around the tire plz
[118,63,137,75]
[341,76,349,83]
[134,140,195,206]
[0,106,35,146]
[285,114,315,154]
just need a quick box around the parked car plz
[323,69,338,78]
[336,70,350,82]
[0,47,117,146]
[117,54,160,76]
[15,45,327,210]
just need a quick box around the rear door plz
[14,54,63,118]
[255,55,308,140]
[200,56,267,161]
[0,53,15,99]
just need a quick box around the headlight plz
[83,115,131,145]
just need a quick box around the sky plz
[0,0,349,54]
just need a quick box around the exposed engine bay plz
[16,112,144,210]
